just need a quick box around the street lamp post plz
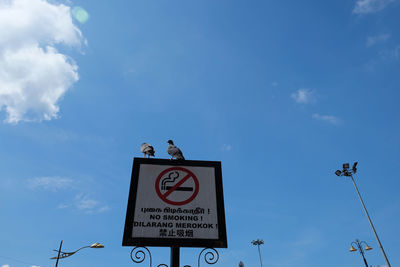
[349,239,373,267]
[51,241,104,266]
[335,162,391,267]
[54,240,63,267]
[251,239,264,267]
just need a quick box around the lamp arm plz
[359,241,370,248]
[74,246,91,253]
[54,245,91,255]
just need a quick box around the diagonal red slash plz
[162,173,192,198]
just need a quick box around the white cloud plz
[74,194,110,213]
[366,34,390,47]
[221,144,232,152]
[291,89,315,104]
[57,203,69,209]
[353,0,394,14]
[2,265,10,267]
[393,45,400,59]
[75,194,98,210]
[27,176,110,213]
[378,44,400,60]
[28,176,73,192]
[98,205,111,213]
[0,0,84,123]
[312,113,341,125]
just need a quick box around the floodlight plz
[343,163,350,170]
[352,162,358,173]
[335,170,342,176]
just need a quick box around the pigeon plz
[140,143,155,158]
[167,140,185,160]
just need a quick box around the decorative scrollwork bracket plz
[130,246,219,267]
[130,247,152,266]
[198,248,219,267]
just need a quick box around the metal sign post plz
[171,245,180,267]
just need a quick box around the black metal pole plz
[55,240,63,267]
[350,175,391,267]
[257,244,263,267]
[361,255,369,267]
[353,240,369,267]
[359,249,369,267]
[170,246,180,267]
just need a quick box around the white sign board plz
[123,158,227,248]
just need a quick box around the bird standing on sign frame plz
[140,143,155,158]
[167,140,185,160]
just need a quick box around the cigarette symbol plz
[161,171,193,191]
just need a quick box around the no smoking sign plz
[155,167,200,206]
[123,158,227,248]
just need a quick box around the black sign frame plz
[122,158,227,248]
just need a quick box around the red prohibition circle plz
[155,167,199,206]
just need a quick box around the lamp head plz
[343,163,350,170]
[365,244,372,251]
[90,243,104,248]
[349,245,357,252]
[251,239,264,245]
[335,170,342,176]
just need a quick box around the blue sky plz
[1,0,400,266]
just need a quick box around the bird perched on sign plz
[140,143,155,158]
[167,140,185,160]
